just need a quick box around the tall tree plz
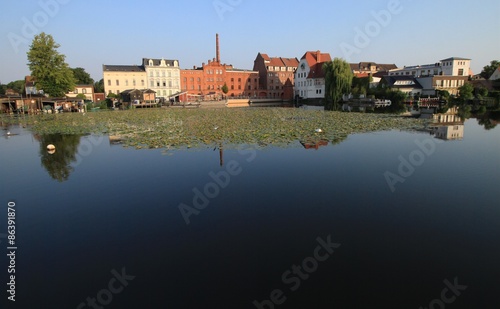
[458,83,474,102]
[27,33,75,97]
[480,60,500,79]
[71,67,94,85]
[324,58,353,110]
[94,79,104,93]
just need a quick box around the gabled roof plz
[307,63,328,79]
[301,51,332,68]
[259,54,299,68]
[103,65,145,72]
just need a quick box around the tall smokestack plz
[216,33,220,63]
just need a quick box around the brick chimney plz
[316,50,321,63]
[216,33,220,63]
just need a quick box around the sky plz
[0,0,499,83]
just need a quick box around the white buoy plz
[47,144,56,151]
[315,128,323,133]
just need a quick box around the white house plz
[143,58,181,100]
[294,51,332,99]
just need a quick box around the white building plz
[389,57,471,78]
[294,51,332,99]
[143,58,181,100]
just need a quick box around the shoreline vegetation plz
[1,108,428,149]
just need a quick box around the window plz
[150,81,154,87]
[82,89,87,94]
[458,69,464,76]
[74,89,78,94]
[157,82,160,87]
[163,82,166,87]
[169,81,172,88]
[107,80,111,86]
[116,80,119,86]
[141,80,145,86]
[133,80,136,86]
[125,80,128,86]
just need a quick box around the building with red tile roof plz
[180,34,259,102]
[253,53,299,100]
[294,51,332,99]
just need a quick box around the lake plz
[0,117,499,308]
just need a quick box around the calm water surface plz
[0,119,499,308]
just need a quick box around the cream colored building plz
[102,65,147,96]
[66,85,94,101]
[143,58,181,99]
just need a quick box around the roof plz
[103,65,144,72]
[350,62,397,72]
[142,58,178,67]
[307,62,328,79]
[382,75,423,89]
[257,53,299,67]
[440,57,471,62]
[301,51,332,68]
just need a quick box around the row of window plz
[267,66,294,72]
[296,80,323,87]
[150,81,179,88]
[73,89,88,94]
[297,72,307,79]
[109,79,145,87]
[149,71,178,78]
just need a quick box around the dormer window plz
[149,59,153,66]
[160,59,166,66]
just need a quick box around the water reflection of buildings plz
[300,139,329,150]
[429,107,464,140]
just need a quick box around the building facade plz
[180,34,259,101]
[388,57,471,78]
[294,51,332,99]
[143,58,181,99]
[66,84,94,101]
[102,65,147,96]
[253,53,299,100]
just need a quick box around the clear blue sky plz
[1,0,499,83]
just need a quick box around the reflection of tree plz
[477,111,499,130]
[34,134,82,182]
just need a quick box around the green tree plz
[324,58,353,110]
[71,67,94,85]
[27,33,75,97]
[480,60,500,79]
[76,93,86,100]
[94,79,104,93]
[6,80,26,95]
[458,83,474,102]
[221,83,229,95]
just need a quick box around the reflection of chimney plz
[216,33,220,63]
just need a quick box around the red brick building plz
[180,34,259,101]
[253,53,299,100]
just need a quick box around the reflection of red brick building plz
[253,53,299,100]
[180,34,259,101]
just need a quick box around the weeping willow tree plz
[324,58,353,110]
